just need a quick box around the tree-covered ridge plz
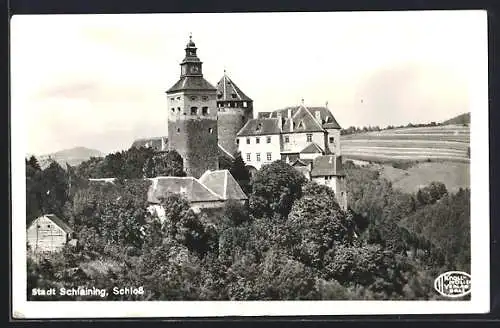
[26,157,470,300]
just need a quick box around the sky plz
[11,11,486,155]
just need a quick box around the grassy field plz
[342,124,470,163]
[370,161,470,193]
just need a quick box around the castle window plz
[266,152,272,161]
[37,224,41,228]
[246,138,250,144]
[209,128,214,134]
[341,192,344,197]
[202,107,209,115]
[170,97,175,102]
[329,137,334,144]
[177,128,180,133]
[171,108,175,113]
[266,136,271,143]
[246,153,251,161]
[190,107,198,115]
[176,97,181,101]
[306,134,312,142]
[236,139,240,145]
[243,101,247,108]
[202,96,208,101]
[284,136,290,143]
[256,153,261,162]
[177,107,181,112]
[231,93,237,99]
[256,137,260,144]
[191,96,197,101]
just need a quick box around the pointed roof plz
[266,105,342,130]
[280,105,324,133]
[167,76,216,93]
[216,73,252,102]
[33,214,74,234]
[147,177,222,204]
[199,169,248,201]
[300,142,324,154]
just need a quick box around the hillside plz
[31,147,104,169]
[442,112,470,125]
[341,124,470,163]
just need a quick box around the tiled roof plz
[131,136,168,151]
[167,76,216,93]
[300,142,324,154]
[199,170,248,201]
[264,105,342,130]
[236,118,281,137]
[148,177,222,204]
[42,214,74,234]
[216,74,252,102]
[310,155,345,177]
[218,144,235,160]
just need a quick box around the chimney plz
[277,113,282,130]
[315,111,321,123]
[290,119,294,132]
[287,108,292,118]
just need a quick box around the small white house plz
[27,214,74,253]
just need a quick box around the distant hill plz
[442,112,470,126]
[341,124,470,164]
[29,147,104,169]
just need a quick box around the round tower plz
[166,34,219,178]
[215,71,254,156]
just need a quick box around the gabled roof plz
[131,136,168,151]
[300,142,324,154]
[237,118,281,137]
[281,106,324,133]
[290,159,310,167]
[310,155,345,177]
[265,105,342,130]
[38,214,74,234]
[148,177,222,204]
[216,74,252,102]
[199,170,248,201]
[167,76,216,93]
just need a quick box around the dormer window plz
[256,123,262,131]
[217,93,223,99]
[231,93,237,99]
[298,121,304,129]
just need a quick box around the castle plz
[133,35,347,210]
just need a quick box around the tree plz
[26,157,43,222]
[229,152,251,194]
[143,150,186,178]
[285,182,352,268]
[249,160,307,219]
[39,161,69,218]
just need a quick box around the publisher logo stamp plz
[434,271,471,298]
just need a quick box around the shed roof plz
[310,155,345,177]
